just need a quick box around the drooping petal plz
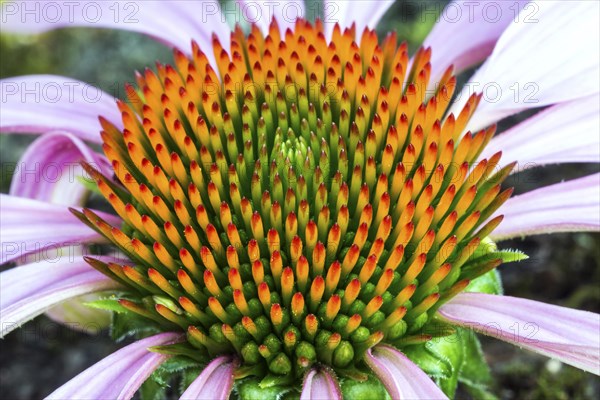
[438,293,600,375]
[491,173,600,240]
[180,355,238,400]
[300,367,342,400]
[0,194,121,263]
[364,344,448,400]
[7,132,114,330]
[1,1,230,56]
[323,0,394,38]
[451,0,600,131]
[9,131,112,205]
[0,256,120,337]
[44,292,112,333]
[8,145,111,330]
[47,332,183,399]
[424,0,529,81]
[479,94,600,169]
[237,0,305,34]
[0,75,121,143]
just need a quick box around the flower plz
[1,0,599,399]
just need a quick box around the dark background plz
[1,1,599,398]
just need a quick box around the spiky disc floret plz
[77,18,512,384]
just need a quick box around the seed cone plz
[77,18,512,383]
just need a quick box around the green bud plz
[209,323,228,344]
[350,327,370,343]
[295,341,317,363]
[333,340,354,368]
[241,341,261,364]
[387,320,408,340]
[152,296,183,314]
[367,311,385,327]
[263,334,282,354]
[269,353,292,374]
[332,315,349,334]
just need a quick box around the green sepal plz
[139,375,166,400]
[494,249,529,263]
[84,297,129,314]
[149,342,208,363]
[466,269,503,295]
[259,373,294,389]
[179,366,203,395]
[236,377,291,400]
[458,329,497,400]
[341,373,391,400]
[428,333,464,397]
[149,355,200,387]
[110,310,161,342]
[403,331,463,398]
[468,238,528,267]
[402,342,453,380]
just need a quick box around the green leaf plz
[237,377,289,400]
[495,249,529,263]
[149,343,207,362]
[84,298,129,314]
[179,367,203,395]
[469,238,528,266]
[150,356,200,387]
[139,376,167,400]
[341,374,391,400]
[110,311,161,342]
[466,269,503,295]
[426,333,464,397]
[458,329,496,399]
[403,343,453,380]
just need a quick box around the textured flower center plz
[77,19,513,385]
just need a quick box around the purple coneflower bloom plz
[1,1,599,399]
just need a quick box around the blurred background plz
[1,0,599,398]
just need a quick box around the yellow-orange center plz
[75,18,513,381]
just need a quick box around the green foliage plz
[466,270,504,295]
[236,378,289,400]
[84,297,129,314]
[139,377,166,400]
[404,328,496,398]
[139,356,202,400]
[110,310,161,342]
[459,329,497,399]
[341,374,391,400]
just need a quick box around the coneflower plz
[1,1,599,399]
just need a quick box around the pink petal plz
[438,293,600,375]
[1,1,230,57]
[0,194,121,263]
[9,131,111,205]
[0,256,120,337]
[237,1,305,34]
[491,173,600,240]
[180,355,238,400]
[451,0,599,131]
[301,367,342,400]
[323,1,394,39]
[364,344,448,400]
[479,94,600,169]
[425,0,529,81]
[47,332,183,399]
[0,75,121,143]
